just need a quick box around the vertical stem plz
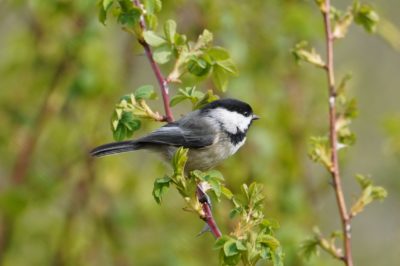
[133,0,174,122]
[321,1,353,265]
[132,0,221,238]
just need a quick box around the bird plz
[90,98,259,172]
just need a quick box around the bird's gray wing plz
[136,117,217,148]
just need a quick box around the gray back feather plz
[136,110,217,148]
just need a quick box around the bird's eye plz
[243,111,250,116]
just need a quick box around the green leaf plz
[300,237,320,260]
[188,57,211,76]
[235,240,247,251]
[208,47,230,61]
[112,110,141,141]
[308,136,332,169]
[98,0,115,25]
[208,178,222,199]
[117,7,141,27]
[216,59,238,75]
[353,3,379,33]
[291,41,325,68]
[169,87,208,108]
[119,93,134,104]
[355,174,372,189]
[221,187,233,200]
[330,230,343,240]
[221,253,241,266]
[113,123,127,141]
[145,13,158,30]
[214,235,231,250]
[345,98,358,119]
[164,20,177,43]
[103,0,114,10]
[271,247,284,266]
[118,0,133,11]
[153,44,173,64]
[337,73,353,101]
[196,29,213,49]
[152,176,172,204]
[229,207,240,219]
[337,128,356,147]
[206,170,224,181]
[315,0,326,12]
[172,147,188,174]
[370,186,388,200]
[144,0,162,14]
[212,64,229,92]
[193,90,219,110]
[98,6,107,25]
[246,183,265,206]
[258,235,280,252]
[351,174,388,217]
[223,239,239,257]
[120,112,141,130]
[134,85,157,100]
[333,12,353,39]
[169,94,187,107]
[174,33,187,46]
[143,31,167,47]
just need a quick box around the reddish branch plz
[133,0,222,238]
[196,187,222,238]
[133,0,174,122]
[321,1,353,265]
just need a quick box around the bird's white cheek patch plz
[210,108,252,133]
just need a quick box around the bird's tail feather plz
[90,141,143,157]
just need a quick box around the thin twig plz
[133,0,174,122]
[132,0,222,238]
[321,1,353,265]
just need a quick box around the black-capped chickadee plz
[90,98,259,171]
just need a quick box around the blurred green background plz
[1,0,399,265]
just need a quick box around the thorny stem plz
[133,0,221,238]
[197,187,222,238]
[133,0,174,122]
[321,0,353,265]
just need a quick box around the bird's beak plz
[252,114,260,121]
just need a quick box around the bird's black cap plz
[200,98,254,117]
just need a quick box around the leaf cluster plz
[99,0,142,28]
[152,149,282,266]
[169,87,219,110]
[98,0,239,142]
[300,228,343,261]
[215,183,283,266]
[350,174,387,217]
[99,1,239,93]
[293,1,379,68]
[152,148,232,215]
[144,26,238,92]
[111,85,161,141]
[291,41,325,68]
